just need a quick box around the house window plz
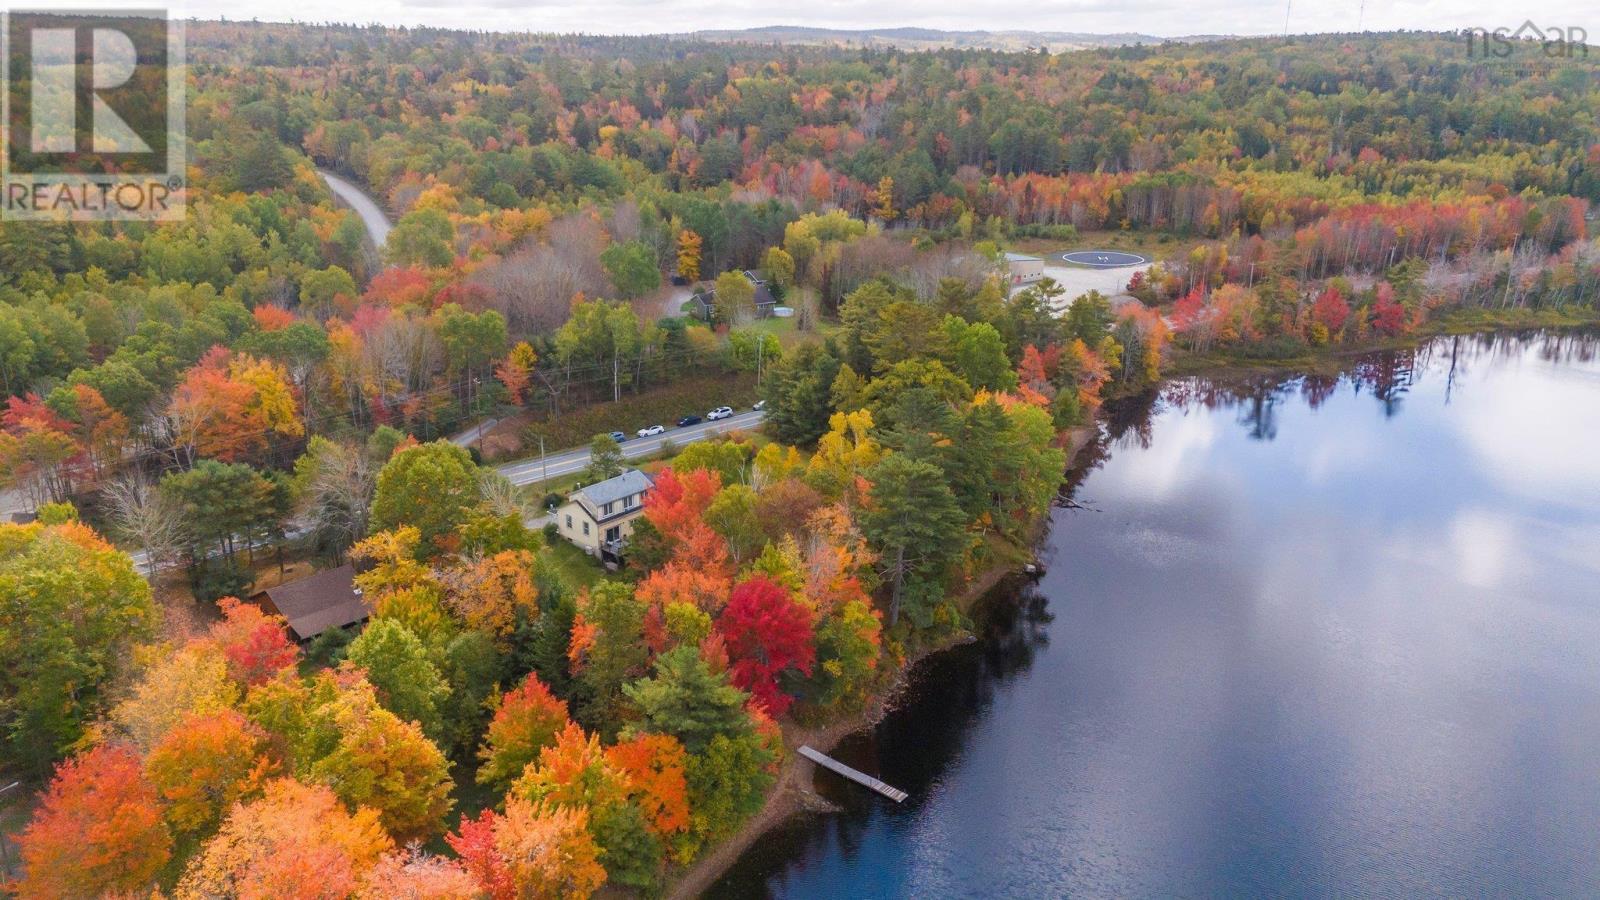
[582,522,590,536]
[623,494,635,509]
[565,514,572,529]
[603,502,613,516]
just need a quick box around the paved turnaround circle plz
[1057,249,1149,268]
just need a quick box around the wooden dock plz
[798,745,908,802]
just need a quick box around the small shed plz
[251,564,370,642]
[1005,252,1044,286]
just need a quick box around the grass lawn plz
[539,538,607,591]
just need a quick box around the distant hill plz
[687,25,1202,52]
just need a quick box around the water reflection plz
[713,331,1600,899]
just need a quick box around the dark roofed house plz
[251,564,370,642]
[688,270,778,322]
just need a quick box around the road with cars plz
[495,408,766,487]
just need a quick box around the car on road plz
[752,399,766,411]
[637,424,665,437]
[707,406,734,420]
[677,414,702,427]
[608,431,627,443]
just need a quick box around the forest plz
[2,23,1598,898]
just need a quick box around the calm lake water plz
[712,331,1600,898]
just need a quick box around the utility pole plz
[539,434,548,485]
[474,378,485,457]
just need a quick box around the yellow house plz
[556,469,654,561]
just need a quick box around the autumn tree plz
[113,642,241,751]
[1311,284,1351,342]
[212,597,300,686]
[0,519,157,771]
[718,576,816,716]
[512,722,661,891]
[605,733,691,841]
[813,599,883,710]
[761,246,796,289]
[873,175,897,222]
[449,798,606,900]
[145,709,275,837]
[677,229,703,282]
[255,671,455,841]
[477,673,573,792]
[713,270,755,322]
[175,778,392,899]
[167,349,303,464]
[14,744,171,899]
[804,409,882,501]
[496,340,540,407]
[354,848,479,898]
[443,548,539,643]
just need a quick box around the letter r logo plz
[29,25,151,153]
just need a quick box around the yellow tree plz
[873,176,896,222]
[304,673,455,840]
[112,642,241,751]
[676,229,703,282]
[803,410,882,502]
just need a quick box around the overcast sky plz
[20,0,1597,40]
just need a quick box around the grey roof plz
[571,469,653,520]
[252,564,369,641]
[1004,252,1042,262]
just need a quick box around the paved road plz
[319,170,393,250]
[496,409,766,487]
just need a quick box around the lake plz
[711,331,1600,898]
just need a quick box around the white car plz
[637,424,665,437]
[707,406,734,420]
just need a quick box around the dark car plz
[677,415,702,427]
[608,431,627,443]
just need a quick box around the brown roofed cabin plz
[251,564,370,642]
